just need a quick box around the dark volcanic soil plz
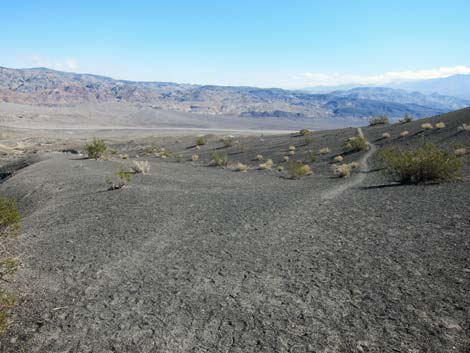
[0,109,469,352]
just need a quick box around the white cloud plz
[299,65,470,87]
[30,54,79,72]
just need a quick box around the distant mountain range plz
[391,74,470,99]
[0,66,469,120]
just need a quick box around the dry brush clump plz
[232,162,249,172]
[191,154,199,161]
[84,138,107,159]
[288,146,296,151]
[332,163,352,178]
[258,159,273,170]
[435,122,446,129]
[458,123,470,131]
[220,136,235,147]
[382,132,391,139]
[369,116,389,126]
[283,156,289,162]
[334,155,344,162]
[349,161,360,169]
[210,151,229,167]
[454,148,468,157]
[344,136,368,153]
[255,154,264,161]
[0,196,21,333]
[299,128,312,136]
[287,161,311,179]
[132,160,151,175]
[319,147,330,155]
[421,123,434,130]
[400,130,409,137]
[381,143,463,184]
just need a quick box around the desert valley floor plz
[0,109,469,352]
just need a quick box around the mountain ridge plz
[0,66,468,120]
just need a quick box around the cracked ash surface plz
[0,109,469,352]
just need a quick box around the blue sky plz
[1,0,469,87]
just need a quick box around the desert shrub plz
[319,147,330,155]
[110,149,118,155]
[454,148,467,157]
[283,156,289,162]
[287,161,311,179]
[381,143,463,184]
[334,155,344,162]
[458,123,470,131]
[191,154,199,161]
[106,164,133,190]
[369,116,389,126]
[421,123,433,130]
[258,159,273,170]
[220,136,235,147]
[304,137,314,146]
[288,150,295,156]
[196,136,207,146]
[0,196,21,333]
[349,161,360,169]
[382,132,391,139]
[233,162,248,172]
[277,166,284,172]
[255,154,263,161]
[344,136,368,153]
[119,154,129,160]
[288,146,296,151]
[210,151,228,167]
[143,145,156,154]
[85,138,107,159]
[299,129,311,136]
[399,114,414,123]
[332,164,352,178]
[0,197,21,238]
[132,160,151,175]
[400,130,409,137]
[435,121,446,129]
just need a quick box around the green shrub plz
[210,151,229,167]
[0,196,21,333]
[399,114,413,123]
[84,138,107,159]
[106,164,133,190]
[369,116,389,126]
[0,197,21,238]
[381,143,463,184]
[344,136,368,153]
[287,161,311,179]
[299,129,311,136]
[304,137,314,146]
[196,136,207,146]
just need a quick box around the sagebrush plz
[381,143,462,183]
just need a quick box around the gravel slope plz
[0,110,469,352]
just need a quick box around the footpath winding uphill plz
[0,121,469,352]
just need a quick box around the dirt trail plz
[322,129,377,200]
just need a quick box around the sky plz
[1,0,469,88]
